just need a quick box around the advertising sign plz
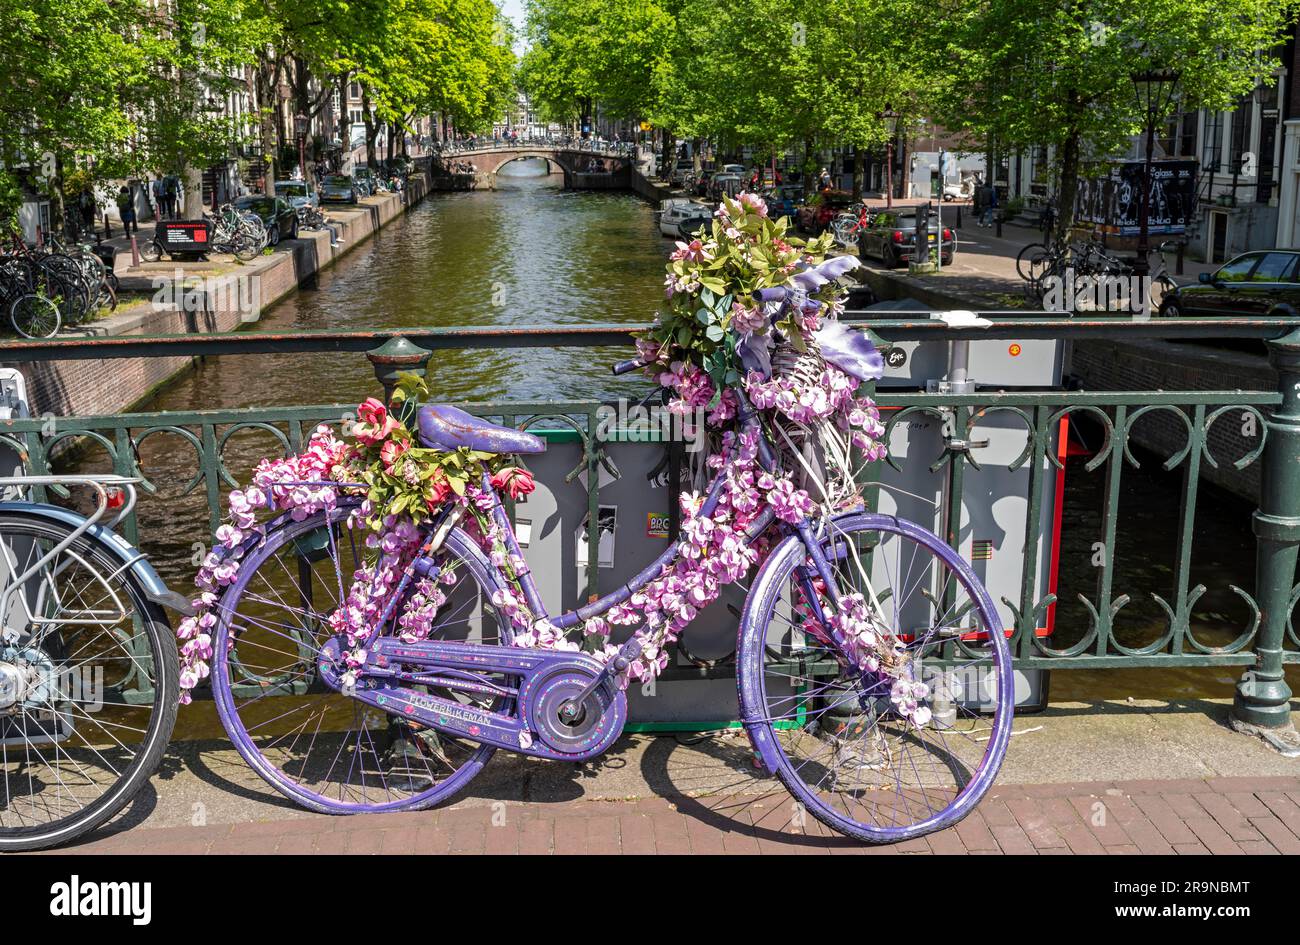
[156,220,211,257]
[1075,159,1197,236]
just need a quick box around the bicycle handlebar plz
[611,358,645,376]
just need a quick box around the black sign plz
[156,220,211,257]
[1075,160,1198,236]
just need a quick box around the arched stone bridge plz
[432,143,636,190]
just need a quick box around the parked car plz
[720,163,746,176]
[233,194,298,244]
[671,159,694,186]
[858,209,955,267]
[1159,250,1300,318]
[712,172,743,199]
[693,169,717,197]
[274,180,319,210]
[321,175,360,204]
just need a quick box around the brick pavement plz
[46,775,1300,855]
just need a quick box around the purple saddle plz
[417,405,546,455]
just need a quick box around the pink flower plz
[670,238,708,262]
[354,397,399,444]
[490,466,536,499]
[380,437,408,470]
[739,191,768,217]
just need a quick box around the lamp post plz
[294,113,310,185]
[1130,68,1180,279]
[879,108,899,208]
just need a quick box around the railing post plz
[366,336,431,402]
[1231,327,1300,756]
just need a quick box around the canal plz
[97,163,1291,705]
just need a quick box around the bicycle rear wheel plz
[738,512,1013,843]
[0,514,178,850]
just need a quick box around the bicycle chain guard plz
[317,636,627,762]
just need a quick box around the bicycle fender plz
[0,501,194,616]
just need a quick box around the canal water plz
[98,162,1291,704]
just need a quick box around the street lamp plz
[1130,68,1180,278]
[294,112,310,183]
[878,107,899,209]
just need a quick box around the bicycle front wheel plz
[10,294,61,338]
[1015,242,1048,282]
[738,512,1013,843]
[0,513,178,850]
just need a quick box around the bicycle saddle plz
[416,404,546,455]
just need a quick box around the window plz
[1202,111,1224,172]
[1229,92,1254,173]
[1250,253,1297,282]
[1217,254,1259,281]
[1161,112,1198,157]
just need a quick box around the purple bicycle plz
[194,223,1012,844]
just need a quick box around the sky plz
[499,0,528,50]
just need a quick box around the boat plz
[658,198,713,238]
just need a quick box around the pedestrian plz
[981,186,998,227]
[152,176,167,221]
[116,184,138,236]
[164,176,180,219]
[77,186,97,240]
[819,166,831,190]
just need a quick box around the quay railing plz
[3,315,1299,747]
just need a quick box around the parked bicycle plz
[1,231,116,337]
[0,475,184,850]
[141,204,266,263]
[185,219,1012,843]
[829,204,879,248]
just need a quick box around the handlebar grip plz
[754,287,788,303]
[611,358,645,376]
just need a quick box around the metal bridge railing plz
[4,315,1299,746]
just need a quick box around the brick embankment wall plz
[629,167,673,205]
[9,179,429,422]
[1069,338,1274,502]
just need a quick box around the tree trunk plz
[361,86,378,169]
[1055,131,1081,241]
[851,146,864,201]
[256,57,280,187]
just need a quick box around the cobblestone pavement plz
[45,775,1300,855]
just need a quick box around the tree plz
[932,0,1296,235]
[520,0,671,130]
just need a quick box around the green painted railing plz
[4,315,1299,747]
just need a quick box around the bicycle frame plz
[357,392,864,691]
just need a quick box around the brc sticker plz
[647,512,670,540]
